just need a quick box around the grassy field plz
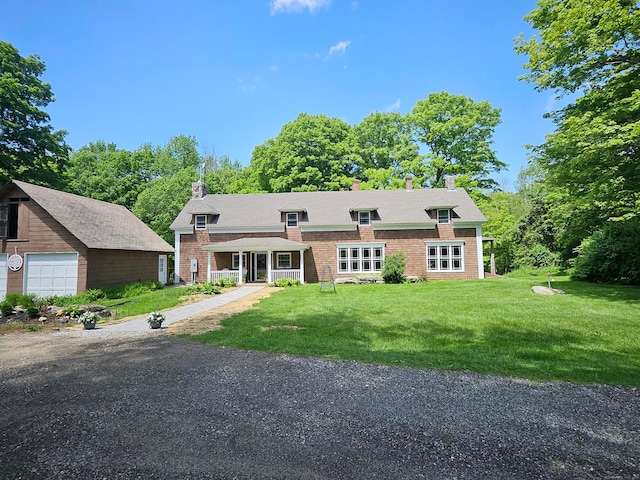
[191,277,640,386]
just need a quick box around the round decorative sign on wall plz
[8,253,23,272]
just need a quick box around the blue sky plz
[2,0,552,188]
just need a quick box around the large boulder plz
[532,285,565,296]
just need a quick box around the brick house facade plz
[171,178,486,285]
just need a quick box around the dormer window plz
[195,215,207,230]
[287,212,298,227]
[437,209,450,224]
[358,211,371,226]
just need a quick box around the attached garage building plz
[0,180,174,298]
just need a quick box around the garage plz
[0,254,7,300]
[24,253,79,297]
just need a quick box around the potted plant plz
[78,311,100,330]
[146,311,166,329]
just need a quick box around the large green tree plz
[515,0,640,224]
[408,92,505,189]
[249,113,353,192]
[0,41,68,187]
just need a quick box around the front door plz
[158,255,167,284]
[254,253,267,282]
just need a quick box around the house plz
[170,177,487,285]
[0,180,174,298]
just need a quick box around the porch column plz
[299,250,305,284]
[174,232,181,284]
[267,251,273,284]
[490,240,496,275]
[238,250,244,284]
[207,251,212,283]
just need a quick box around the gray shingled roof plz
[171,187,486,231]
[8,181,173,252]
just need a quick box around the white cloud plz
[270,65,280,72]
[328,40,351,57]
[386,98,401,111]
[270,0,331,14]
[237,77,259,93]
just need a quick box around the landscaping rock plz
[357,276,384,284]
[334,277,358,284]
[81,305,112,317]
[405,276,422,283]
[532,285,565,295]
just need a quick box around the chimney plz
[445,176,456,191]
[352,179,361,191]
[405,176,413,191]
[192,181,208,199]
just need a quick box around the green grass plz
[101,288,192,319]
[190,278,640,386]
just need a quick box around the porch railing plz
[209,270,242,283]
[271,269,301,282]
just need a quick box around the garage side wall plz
[86,249,161,289]
[0,191,88,295]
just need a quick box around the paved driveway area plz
[0,300,639,479]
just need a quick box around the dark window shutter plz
[0,204,8,238]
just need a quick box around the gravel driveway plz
[1,332,638,479]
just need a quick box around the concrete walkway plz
[55,285,266,338]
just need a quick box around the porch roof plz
[201,237,309,252]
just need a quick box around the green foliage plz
[214,277,237,288]
[83,289,104,302]
[272,278,301,287]
[26,306,40,318]
[250,113,354,192]
[408,91,505,190]
[64,306,83,319]
[186,283,221,295]
[78,311,100,324]
[516,0,640,248]
[0,41,68,187]
[572,219,640,285]
[513,244,560,270]
[27,324,43,332]
[99,281,163,299]
[4,293,36,308]
[0,301,13,316]
[381,252,407,284]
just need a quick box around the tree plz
[408,92,504,189]
[0,41,68,187]
[249,113,353,192]
[515,0,640,222]
[133,167,198,244]
[203,154,252,194]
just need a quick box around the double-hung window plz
[358,211,370,226]
[437,209,450,224]
[337,243,384,273]
[286,212,298,227]
[426,242,464,272]
[195,215,207,230]
[277,253,291,269]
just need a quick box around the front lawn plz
[191,278,640,386]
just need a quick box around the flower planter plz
[149,321,162,329]
[83,322,96,330]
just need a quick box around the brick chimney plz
[352,179,361,191]
[192,181,208,199]
[445,176,456,191]
[405,176,413,191]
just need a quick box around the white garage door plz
[25,253,78,297]
[0,254,7,300]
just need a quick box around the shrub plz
[215,277,237,288]
[273,278,300,287]
[186,283,221,295]
[572,219,640,285]
[26,306,40,318]
[0,301,14,317]
[64,306,83,319]
[513,243,559,270]
[82,289,104,302]
[382,252,407,284]
[4,293,36,308]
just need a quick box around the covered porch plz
[201,237,309,285]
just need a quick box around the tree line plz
[1,0,638,284]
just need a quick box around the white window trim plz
[437,209,450,224]
[232,253,247,270]
[336,243,385,274]
[286,212,298,228]
[276,253,292,269]
[425,241,464,272]
[195,215,207,230]
[358,211,371,226]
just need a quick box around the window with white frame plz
[358,210,371,226]
[277,253,291,269]
[232,253,247,270]
[195,215,207,229]
[286,212,298,227]
[337,244,384,273]
[437,209,450,224]
[426,242,464,272]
